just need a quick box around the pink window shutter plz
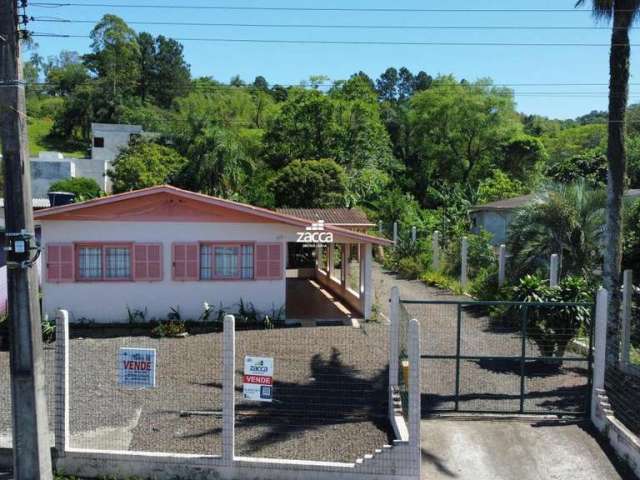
[172,243,199,281]
[134,244,163,281]
[47,244,74,283]
[267,244,282,279]
[255,243,283,280]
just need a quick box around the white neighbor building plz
[28,123,146,197]
[35,185,390,324]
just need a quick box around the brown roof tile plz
[275,208,374,226]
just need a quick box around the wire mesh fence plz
[606,284,640,436]
[233,322,390,462]
[0,335,57,449]
[66,324,223,455]
[404,300,592,416]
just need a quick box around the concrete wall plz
[73,157,108,192]
[91,123,143,193]
[41,220,299,323]
[471,210,513,245]
[30,152,75,198]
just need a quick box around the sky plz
[27,0,640,119]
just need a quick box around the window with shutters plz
[199,243,254,280]
[77,243,133,281]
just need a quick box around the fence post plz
[55,309,69,459]
[378,220,383,235]
[498,244,506,287]
[550,254,559,287]
[223,314,236,466]
[460,236,469,290]
[411,226,417,244]
[408,318,421,479]
[389,287,400,390]
[432,231,440,271]
[592,288,608,423]
[393,222,398,246]
[621,270,633,366]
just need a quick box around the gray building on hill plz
[471,189,640,245]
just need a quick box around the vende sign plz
[118,347,156,389]
[243,356,273,402]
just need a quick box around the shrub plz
[398,257,423,280]
[151,320,187,338]
[421,270,464,295]
[41,316,56,343]
[469,265,503,301]
[508,274,592,358]
[49,177,103,201]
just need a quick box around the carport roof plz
[34,185,392,246]
[275,208,375,227]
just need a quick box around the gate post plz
[223,314,236,466]
[591,288,608,424]
[408,319,421,479]
[55,309,70,460]
[498,244,506,287]
[621,270,633,366]
[550,254,559,287]
[460,237,469,290]
[389,287,400,389]
[432,231,440,271]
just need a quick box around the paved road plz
[422,418,635,480]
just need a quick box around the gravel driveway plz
[372,263,590,416]
[1,323,391,463]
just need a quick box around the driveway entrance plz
[422,418,635,480]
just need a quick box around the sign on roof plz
[243,356,273,402]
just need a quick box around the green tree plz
[507,182,606,281]
[147,35,191,107]
[270,159,347,208]
[48,177,103,201]
[174,127,253,198]
[45,51,90,96]
[409,76,521,190]
[577,0,640,364]
[477,170,527,204]
[84,14,141,97]
[262,88,393,171]
[109,141,187,193]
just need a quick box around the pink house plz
[35,185,391,324]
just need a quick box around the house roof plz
[472,188,640,213]
[275,208,375,227]
[34,185,392,246]
[470,194,537,213]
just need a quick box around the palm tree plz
[507,182,606,282]
[577,0,640,365]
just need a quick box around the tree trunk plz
[604,1,633,367]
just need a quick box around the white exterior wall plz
[41,220,300,323]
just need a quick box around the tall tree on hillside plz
[84,15,141,97]
[577,0,640,365]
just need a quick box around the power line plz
[29,3,614,13]
[30,33,640,48]
[31,18,635,31]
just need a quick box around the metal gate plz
[400,300,594,416]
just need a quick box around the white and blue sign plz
[243,356,274,402]
[118,347,156,389]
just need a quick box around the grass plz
[421,270,465,295]
[27,117,88,159]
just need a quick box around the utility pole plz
[0,1,54,478]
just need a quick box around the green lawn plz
[27,117,88,159]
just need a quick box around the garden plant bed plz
[0,324,391,463]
